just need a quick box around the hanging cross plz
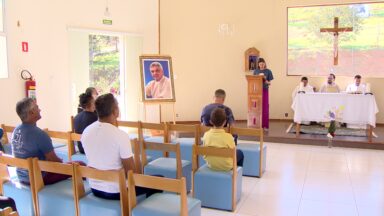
[320,17,353,65]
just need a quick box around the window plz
[0,0,8,78]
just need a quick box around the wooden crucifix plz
[320,17,353,65]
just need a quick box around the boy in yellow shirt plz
[203,108,244,171]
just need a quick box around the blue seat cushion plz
[132,193,201,216]
[169,138,194,162]
[144,158,192,191]
[144,136,165,161]
[38,179,77,216]
[193,164,242,210]
[237,142,267,177]
[71,152,88,164]
[54,146,69,162]
[79,193,121,216]
[3,180,34,216]
[52,141,66,149]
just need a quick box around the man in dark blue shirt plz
[12,98,68,185]
[201,89,235,127]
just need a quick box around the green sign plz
[103,19,113,25]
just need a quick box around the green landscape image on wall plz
[288,3,384,77]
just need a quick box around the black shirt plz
[74,111,98,154]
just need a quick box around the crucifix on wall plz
[320,17,353,65]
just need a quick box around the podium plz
[246,75,263,128]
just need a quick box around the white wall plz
[0,0,158,130]
[160,0,384,124]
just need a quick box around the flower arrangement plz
[324,106,345,139]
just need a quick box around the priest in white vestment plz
[320,73,340,93]
[346,75,366,94]
[292,76,314,100]
[145,62,173,99]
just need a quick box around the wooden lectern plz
[246,75,264,128]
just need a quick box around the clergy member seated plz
[202,108,244,170]
[320,73,340,93]
[81,93,161,200]
[291,76,314,99]
[74,93,98,154]
[12,98,81,185]
[346,75,366,94]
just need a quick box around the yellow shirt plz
[202,128,235,171]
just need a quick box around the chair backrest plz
[0,154,37,216]
[73,164,128,216]
[45,130,74,160]
[0,207,19,216]
[229,127,264,177]
[70,116,75,132]
[127,171,188,216]
[166,123,199,146]
[118,120,143,140]
[32,159,75,215]
[192,145,237,210]
[130,139,143,174]
[140,140,182,179]
[1,124,15,145]
[140,122,168,142]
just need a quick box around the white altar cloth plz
[292,93,379,127]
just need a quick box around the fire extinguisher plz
[21,70,36,99]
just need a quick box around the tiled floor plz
[202,142,384,216]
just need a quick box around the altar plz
[291,93,379,142]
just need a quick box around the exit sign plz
[103,19,113,25]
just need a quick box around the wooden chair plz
[229,127,265,177]
[32,159,76,216]
[0,154,37,216]
[45,130,74,162]
[140,122,168,160]
[117,121,143,141]
[138,139,192,191]
[73,164,128,216]
[165,123,199,162]
[0,125,15,155]
[0,207,19,216]
[192,145,242,211]
[70,116,75,132]
[68,133,88,164]
[127,171,201,216]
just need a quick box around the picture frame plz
[244,47,260,72]
[139,55,176,102]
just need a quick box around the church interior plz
[0,0,384,215]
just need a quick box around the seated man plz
[202,108,243,171]
[346,75,366,94]
[291,76,315,100]
[12,98,75,185]
[74,93,98,154]
[320,73,340,93]
[81,93,160,200]
[201,89,234,127]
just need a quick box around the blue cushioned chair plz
[128,171,201,216]
[139,140,192,192]
[0,154,37,216]
[141,122,167,161]
[166,123,199,163]
[192,145,242,211]
[45,130,74,162]
[74,165,129,216]
[230,127,266,177]
[32,159,80,216]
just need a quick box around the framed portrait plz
[139,55,176,102]
[244,47,260,72]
